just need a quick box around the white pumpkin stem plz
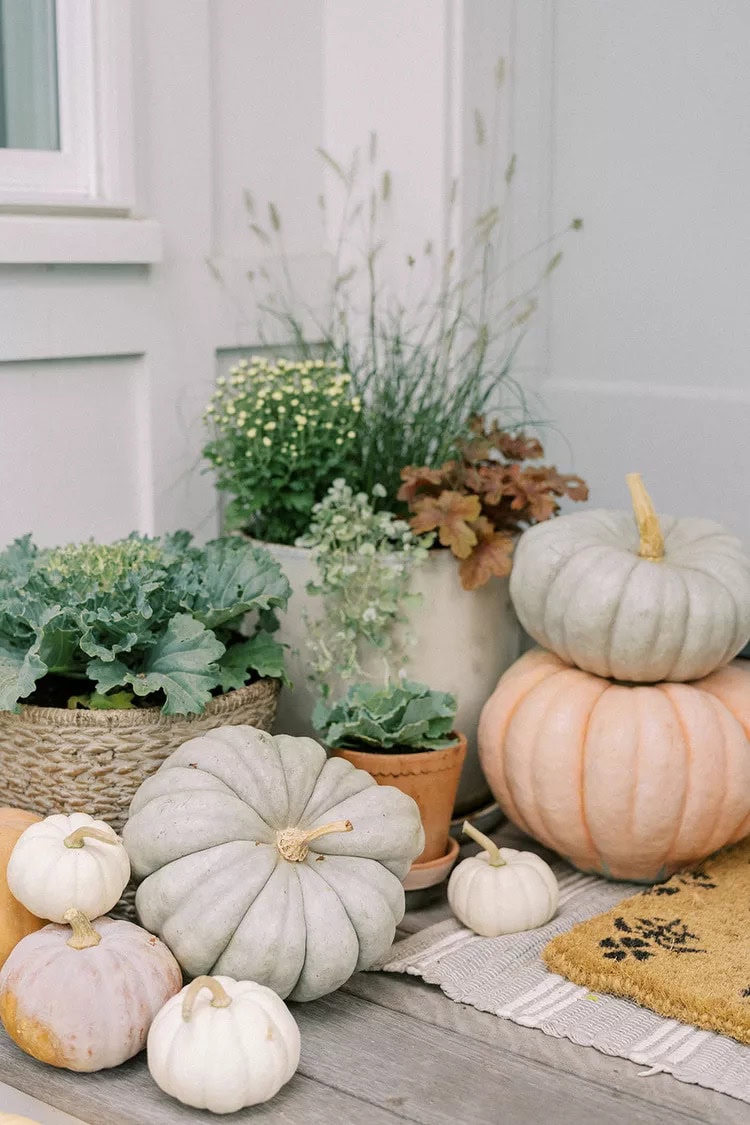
[462,820,506,867]
[182,975,233,1021]
[276,819,353,863]
[63,825,119,850]
[626,473,664,562]
[63,908,102,950]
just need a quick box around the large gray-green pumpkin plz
[509,474,750,683]
[123,726,424,1002]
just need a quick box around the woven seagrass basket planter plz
[0,677,280,831]
[0,678,281,921]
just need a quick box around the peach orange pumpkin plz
[478,649,750,882]
[0,808,45,968]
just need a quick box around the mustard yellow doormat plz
[543,837,750,1044]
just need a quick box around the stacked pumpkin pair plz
[479,474,750,884]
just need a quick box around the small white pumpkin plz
[7,812,130,923]
[509,473,750,682]
[148,974,300,1114]
[447,823,559,937]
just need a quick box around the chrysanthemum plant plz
[203,356,362,544]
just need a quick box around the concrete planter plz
[261,540,522,815]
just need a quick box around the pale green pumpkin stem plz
[276,819,353,863]
[462,820,506,867]
[63,908,102,950]
[182,976,233,1021]
[626,473,664,562]
[63,825,119,850]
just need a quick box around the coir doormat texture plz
[543,837,750,1045]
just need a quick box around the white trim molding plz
[0,0,133,208]
[0,1,162,264]
[0,215,162,264]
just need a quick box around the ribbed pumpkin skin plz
[478,649,750,882]
[0,917,182,1071]
[0,808,45,968]
[509,510,750,682]
[124,726,425,1002]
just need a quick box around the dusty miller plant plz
[298,480,433,696]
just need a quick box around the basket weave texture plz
[0,678,280,833]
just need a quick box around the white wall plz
[1,1,747,548]
[0,0,327,547]
[538,1,750,538]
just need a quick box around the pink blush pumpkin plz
[478,649,750,882]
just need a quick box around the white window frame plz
[0,0,134,210]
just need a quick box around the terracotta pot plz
[333,733,467,864]
[257,540,521,815]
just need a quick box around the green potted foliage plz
[202,136,587,817]
[203,355,362,544]
[315,680,466,890]
[0,532,290,832]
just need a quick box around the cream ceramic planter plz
[262,541,522,814]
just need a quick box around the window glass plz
[0,0,59,150]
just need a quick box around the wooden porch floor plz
[0,835,748,1125]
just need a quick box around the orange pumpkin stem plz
[63,908,101,950]
[626,473,665,561]
[276,819,353,863]
[182,975,233,1021]
[462,820,506,867]
[63,825,119,850]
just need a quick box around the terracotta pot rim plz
[332,730,467,765]
[409,834,460,872]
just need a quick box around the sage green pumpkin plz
[123,726,424,1002]
[509,474,750,683]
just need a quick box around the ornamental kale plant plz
[0,533,290,714]
[313,680,458,753]
[298,479,433,694]
[203,356,361,544]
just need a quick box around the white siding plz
[1,1,747,546]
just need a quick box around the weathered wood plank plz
[0,984,717,1125]
[0,1032,403,1125]
[344,972,750,1125]
[293,989,703,1125]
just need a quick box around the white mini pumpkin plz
[509,473,750,682]
[123,725,425,1001]
[148,975,300,1113]
[447,823,558,937]
[7,812,131,923]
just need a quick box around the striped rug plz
[377,864,750,1103]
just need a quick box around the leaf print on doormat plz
[543,837,750,1044]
